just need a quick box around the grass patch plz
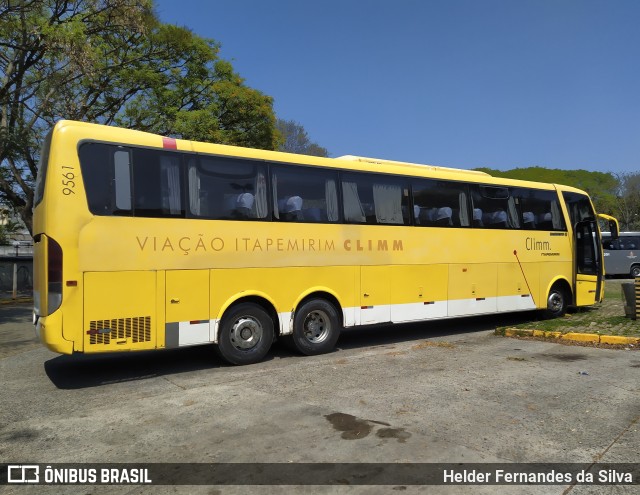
[505,280,640,337]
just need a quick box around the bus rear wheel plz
[286,299,341,356]
[543,285,568,319]
[215,303,274,365]
[631,265,640,278]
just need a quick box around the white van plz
[602,231,640,278]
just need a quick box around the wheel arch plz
[294,288,345,327]
[544,277,573,307]
[213,292,279,343]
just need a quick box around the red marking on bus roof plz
[162,137,177,150]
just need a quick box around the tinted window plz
[342,173,409,225]
[132,148,184,218]
[188,156,268,220]
[616,236,640,250]
[34,130,53,208]
[79,142,126,215]
[511,188,566,231]
[272,165,339,222]
[470,185,517,229]
[412,179,470,227]
[79,143,183,217]
[562,192,595,228]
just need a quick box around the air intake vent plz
[89,317,151,345]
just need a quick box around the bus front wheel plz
[215,303,274,365]
[631,265,640,278]
[543,285,568,319]
[286,299,341,356]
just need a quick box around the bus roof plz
[336,155,490,178]
[52,119,589,195]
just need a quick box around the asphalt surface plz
[1,302,639,495]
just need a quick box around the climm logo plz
[526,237,551,251]
[344,239,403,251]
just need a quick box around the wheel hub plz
[548,293,563,311]
[304,310,330,343]
[230,317,262,350]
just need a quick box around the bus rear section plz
[32,120,166,355]
[32,126,71,353]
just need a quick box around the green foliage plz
[612,172,640,231]
[475,166,619,216]
[276,119,329,157]
[0,208,20,245]
[1,0,279,233]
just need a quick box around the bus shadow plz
[43,345,225,390]
[44,310,543,389]
[335,310,542,350]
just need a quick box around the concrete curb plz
[496,327,640,346]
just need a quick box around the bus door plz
[574,220,602,306]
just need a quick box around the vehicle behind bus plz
[602,232,640,278]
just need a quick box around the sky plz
[153,0,640,174]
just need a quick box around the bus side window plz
[132,149,184,218]
[412,179,469,227]
[78,142,132,216]
[471,185,512,229]
[272,165,339,223]
[342,173,409,225]
[189,157,268,220]
[511,188,566,232]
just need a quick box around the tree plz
[0,207,20,245]
[276,119,328,157]
[474,166,619,217]
[613,172,640,231]
[1,0,279,234]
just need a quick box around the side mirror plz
[597,214,619,240]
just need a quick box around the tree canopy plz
[0,0,279,233]
[475,166,640,230]
[276,119,329,157]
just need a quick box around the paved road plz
[1,303,639,494]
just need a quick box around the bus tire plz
[631,265,640,278]
[215,303,274,365]
[287,299,341,356]
[543,285,568,319]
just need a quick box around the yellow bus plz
[33,120,619,365]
